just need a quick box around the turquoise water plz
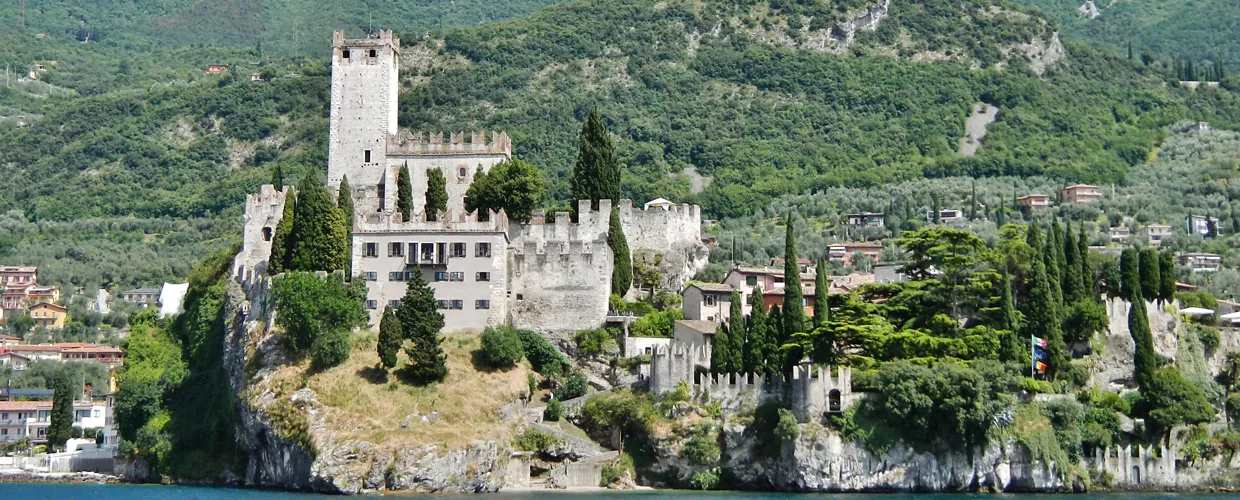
[0,485,1237,499]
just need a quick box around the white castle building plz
[234,30,707,333]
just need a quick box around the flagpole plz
[1030,334,1035,379]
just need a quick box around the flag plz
[1032,347,1047,360]
[1035,361,1047,372]
[1032,336,1047,347]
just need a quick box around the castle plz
[233,30,706,333]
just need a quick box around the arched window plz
[459,167,467,177]
[828,389,842,413]
[262,227,273,241]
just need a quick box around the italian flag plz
[1032,336,1048,347]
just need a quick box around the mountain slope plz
[1010,0,1240,70]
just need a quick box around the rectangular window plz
[745,276,757,286]
[364,150,371,163]
[421,243,435,262]
[365,300,377,310]
[476,300,490,310]
[389,272,405,281]
[450,272,465,282]
[435,272,448,282]
[476,242,491,258]
[437,300,449,309]
[405,272,417,281]
[389,300,401,309]
[451,242,467,258]
[476,272,490,282]
[704,294,717,307]
[450,300,464,310]
[363,272,378,281]
[389,242,404,257]
[365,242,378,257]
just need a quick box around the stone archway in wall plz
[828,389,842,413]
[1132,466,1141,485]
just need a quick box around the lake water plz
[0,484,1237,499]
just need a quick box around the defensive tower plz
[328,29,400,190]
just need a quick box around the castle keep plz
[235,30,705,333]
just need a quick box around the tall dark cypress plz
[338,175,354,275]
[782,212,806,342]
[812,259,829,329]
[1129,293,1157,388]
[398,270,448,383]
[425,168,447,222]
[969,180,977,220]
[1044,231,1063,310]
[728,289,745,373]
[377,307,401,369]
[710,324,732,374]
[1063,221,1082,302]
[1158,251,1176,302]
[995,198,1006,227]
[268,193,296,275]
[289,176,349,272]
[1025,255,1066,378]
[1077,223,1092,298]
[999,270,1022,362]
[1120,248,1140,301]
[571,109,621,211]
[747,288,769,375]
[1139,248,1161,301]
[47,371,74,451]
[271,163,284,191]
[396,165,413,222]
[608,208,632,295]
[768,305,786,373]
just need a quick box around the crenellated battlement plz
[388,130,512,157]
[356,208,510,234]
[510,200,611,254]
[332,29,400,52]
[235,184,289,283]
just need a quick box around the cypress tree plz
[768,305,786,373]
[1063,221,1083,303]
[397,270,448,383]
[271,163,284,191]
[931,194,941,224]
[1207,216,1218,238]
[608,208,632,295]
[1077,223,1092,298]
[289,176,349,272]
[812,259,829,328]
[338,175,354,275]
[1158,251,1176,302]
[268,193,296,275]
[571,109,621,211]
[969,180,977,220]
[728,289,745,373]
[1127,41,1133,60]
[782,212,806,341]
[47,371,74,451]
[1044,233,1063,310]
[1052,219,1068,286]
[1120,248,1140,301]
[1024,257,1066,378]
[999,270,1022,362]
[1026,221,1042,253]
[1130,295,1157,388]
[995,198,1006,227]
[710,324,732,374]
[426,168,447,222]
[1139,248,1161,301]
[746,287,769,374]
[377,307,401,369]
[396,165,413,222]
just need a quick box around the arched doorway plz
[828,389,842,413]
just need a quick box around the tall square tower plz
[328,30,400,190]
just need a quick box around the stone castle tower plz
[328,29,400,190]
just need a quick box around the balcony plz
[404,243,449,267]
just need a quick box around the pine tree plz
[397,270,448,383]
[745,288,769,374]
[1158,251,1176,302]
[1130,296,1158,389]
[782,212,805,341]
[608,208,632,296]
[289,176,349,272]
[271,163,284,191]
[999,269,1022,362]
[47,371,74,451]
[1120,248,1140,301]
[1063,220,1083,303]
[728,289,744,373]
[267,193,295,275]
[396,165,413,222]
[1139,248,1161,301]
[338,175,354,275]
[812,259,829,329]
[710,324,731,374]
[426,168,448,222]
[1207,215,1218,238]
[377,307,401,369]
[571,109,621,211]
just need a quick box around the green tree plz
[480,326,525,368]
[425,168,447,222]
[1140,368,1215,436]
[464,159,546,223]
[289,176,349,272]
[267,193,295,275]
[271,164,284,191]
[813,259,829,329]
[1077,223,1091,297]
[745,288,769,374]
[571,109,621,211]
[377,307,401,369]
[338,175,354,274]
[1120,248,1140,301]
[1025,256,1066,378]
[48,371,75,451]
[727,289,744,372]
[397,270,447,384]
[1158,251,1176,302]
[999,270,1023,362]
[1139,248,1161,301]
[396,165,413,222]
[710,324,732,374]
[969,180,977,220]
[1063,221,1083,303]
[782,212,805,341]
[768,305,786,372]
[311,329,351,370]
[1130,297,1158,389]
[608,208,632,296]
[271,272,367,352]
[1045,225,1064,309]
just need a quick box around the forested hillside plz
[1011,0,1240,70]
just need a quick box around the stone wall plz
[381,131,512,215]
[617,199,707,291]
[507,201,612,332]
[235,184,288,284]
[1091,298,1180,388]
[327,30,400,189]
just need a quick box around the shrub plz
[1198,327,1220,352]
[514,429,559,452]
[776,408,800,442]
[628,310,683,338]
[518,330,568,377]
[557,371,589,400]
[480,326,524,368]
[311,329,351,370]
[272,272,367,352]
[544,399,563,421]
[527,373,538,399]
[689,469,720,490]
[600,452,635,486]
[682,423,721,465]
[573,328,616,357]
[1020,377,1054,394]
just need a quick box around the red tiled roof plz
[61,346,123,354]
[0,401,51,411]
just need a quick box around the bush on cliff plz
[518,329,568,377]
[480,325,524,368]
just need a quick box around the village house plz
[1110,226,1131,243]
[681,283,734,323]
[1186,215,1222,237]
[721,265,814,315]
[770,257,814,274]
[672,320,719,348]
[121,288,161,305]
[845,212,885,228]
[0,352,29,370]
[0,399,109,444]
[204,64,228,74]
[760,286,816,316]
[1061,184,1102,204]
[28,302,67,329]
[644,198,676,210]
[1179,252,1222,273]
[828,242,883,266]
[926,209,965,222]
[60,345,124,367]
[1016,194,1052,211]
[1141,224,1172,247]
